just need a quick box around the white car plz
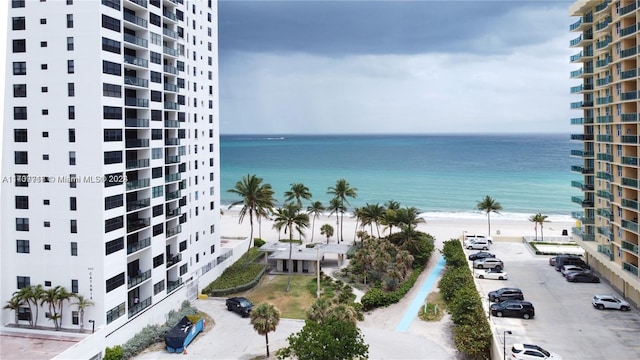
[592,294,632,311]
[476,268,508,280]
[511,343,562,360]
[464,233,493,245]
[466,239,491,250]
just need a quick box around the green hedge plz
[201,248,266,296]
[205,265,267,297]
[360,265,424,311]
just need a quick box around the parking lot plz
[467,242,640,359]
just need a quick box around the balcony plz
[163,27,177,39]
[620,24,637,37]
[167,253,182,267]
[595,0,610,13]
[620,91,638,101]
[126,138,149,148]
[127,198,150,212]
[596,134,612,142]
[165,155,181,164]
[125,118,149,127]
[596,189,612,200]
[621,135,638,143]
[167,278,183,293]
[622,177,638,187]
[166,207,181,219]
[620,69,637,80]
[597,153,613,161]
[165,137,179,145]
[622,262,639,276]
[124,54,148,68]
[163,10,177,21]
[597,244,614,260]
[163,46,178,57]
[622,240,639,255]
[619,1,637,16]
[595,57,611,68]
[620,47,637,59]
[596,76,612,86]
[570,35,584,47]
[163,64,178,75]
[622,199,639,210]
[622,219,639,233]
[127,217,150,232]
[128,296,151,317]
[570,18,583,31]
[166,189,181,200]
[127,178,150,191]
[125,76,149,88]
[164,102,179,110]
[127,237,151,254]
[164,83,178,92]
[164,120,179,128]
[125,97,149,108]
[570,52,583,62]
[126,158,149,170]
[570,117,584,125]
[124,12,148,28]
[127,0,147,8]
[570,85,584,94]
[595,95,612,105]
[596,171,613,181]
[166,224,182,237]
[123,33,148,48]
[570,68,583,78]
[128,269,151,288]
[596,36,612,50]
[622,113,639,122]
[596,115,612,123]
[165,173,180,182]
[595,17,611,31]
[622,156,638,165]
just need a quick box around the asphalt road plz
[468,242,640,360]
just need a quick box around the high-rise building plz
[569,0,640,305]
[1,0,224,350]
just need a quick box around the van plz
[466,239,491,250]
[554,254,589,271]
[464,234,493,245]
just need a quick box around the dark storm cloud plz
[218,0,571,56]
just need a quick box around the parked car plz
[511,343,563,360]
[554,254,589,271]
[476,268,509,280]
[592,294,632,311]
[473,258,503,270]
[549,254,581,266]
[464,233,493,244]
[466,239,491,250]
[488,287,524,302]
[226,297,253,317]
[560,265,588,277]
[565,271,600,283]
[468,251,496,261]
[490,300,535,319]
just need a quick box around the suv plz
[226,297,253,317]
[592,294,631,311]
[490,300,535,319]
[464,234,493,244]
[488,287,524,302]
[554,255,589,271]
[473,258,504,270]
[511,343,562,360]
[466,239,491,250]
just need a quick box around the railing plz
[126,158,149,170]
[595,0,610,13]
[164,102,179,110]
[127,0,147,8]
[123,33,148,48]
[165,173,180,182]
[622,262,639,276]
[163,46,178,56]
[163,10,177,21]
[597,153,613,161]
[164,120,179,128]
[165,138,180,145]
[127,217,150,232]
[596,57,611,68]
[167,253,182,267]
[124,76,148,88]
[619,1,637,16]
[125,97,149,107]
[620,47,637,59]
[126,138,149,148]
[570,117,584,125]
[164,65,178,74]
[620,135,638,143]
[620,69,637,80]
[166,207,181,219]
[570,35,583,47]
[127,237,151,254]
[595,95,612,105]
[596,36,612,49]
[570,52,582,62]
[596,189,612,200]
[124,12,148,28]
[621,219,638,233]
[596,134,612,142]
[570,18,582,31]
[166,190,181,200]
[596,171,613,181]
[597,244,614,261]
[124,54,148,68]
[570,150,584,157]
[163,27,177,39]
[125,118,149,127]
[622,177,638,187]
[620,24,637,37]
[621,240,639,255]
[596,76,612,86]
[620,91,637,101]
[595,17,611,31]
[166,225,182,237]
[128,269,151,288]
[596,115,612,123]
[570,68,583,78]
[622,198,639,210]
[622,156,638,165]
[126,198,150,212]
[167,278,183,293]
[128,296,151,317]
[164,83,178,92]
[570,85,584,94]
[165,155,181,164]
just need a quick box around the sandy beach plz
[220,208,575,247]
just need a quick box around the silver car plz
[473,258,503,270]
[592,294,631,311]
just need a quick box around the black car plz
[488,287,524,302]
[490,300,535,319]
[226,297,254,317]
[565,271,600,283]
[468,251,496,261]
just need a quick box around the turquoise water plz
[220,134,581,220]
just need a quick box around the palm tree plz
[327,179,357,242]
[394,207,426,228]
[363,203,385,238]
[3,294,23,325]
[250,303,281,358]
[17,284,44,328]
[41,286,71,330]
[476,195,502,236]
[320,224,334,244]
[529,213,549,241]
[382,200,401,236]
[227,174,275,265]
[307,201,325,243]
[529,214,539,240]
[272,203,310,292]
[285,183,312,208]
[327,197,344,242]
[72,294,94,332]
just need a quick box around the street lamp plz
[88,320,95,334]
[503,330,512,360]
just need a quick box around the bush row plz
[206,265,267,297]
[360,265,424,311]
[201,248,265,295]
[439,240,492,360]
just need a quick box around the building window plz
[16,218,29,231]
[44,221,50,228]
[106,303,125,324]
[153,254,164,268]
[150,32,161,45]
[16,240,30,253]
[102,14,120,32]
[43,154,49,160]
[12,39,26,53]
[13,84,27,97]
[103,106,122,119]
[14,107,27,120]
[102,37,121,54]
[70,220,77,233]
[152,186,163,198]
[151,148,162,159]
[67,37,74,51]
[150,71,161,83]
[17,276,30,289]
[151,90,162,102]
[72,311,79,325]
[14,129,27,142]
[15,174,28,188]
[103,151,122,164]
[13,62,26,75]
[42,109,48,115]
[105,273,125,293]
[103,83,122,97]
[211,244,215,254]
[105,216,123,232]
[104,194,123,210]
[44,281,52,287]
[152,204,163,217]
[69,174,77,188]
[67,60,74,74]
[14,151,28,165]
[70,197,77,210]
[71,242,78,256]
[154,280,165,295]
[44,244,51,250]
[179,264,187,276]
[105,237,124,255]
[150,52,161,64]
[12,17,26,30]
[104,172,124,187]
[15,196,29,209]
[41,64,48,70]
[41,86,48,93]
[152,167,162,178]
[68,106,75,119]
[179,240,187,252]
[102,60,121,75]
[153,223,163,236]
[69,151,76,165]
[12,0,26,8]
[41,41,47,48]
[68,83,75,97]
[150,13,160,26]
[67,14,74,28]
[103,129,122,142]
[69,129,76,142]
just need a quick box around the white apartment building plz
[1,0,225,351]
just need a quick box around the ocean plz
[219,134,581,222]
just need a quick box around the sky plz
[218,0,578,135]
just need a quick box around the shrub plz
[103,345,123,360]
[361,266,424,311]
[438,266,474,302]
[453,323,492,360]
[202,247,266,295]
[253,238,266,248]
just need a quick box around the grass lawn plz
[227,274,318,319]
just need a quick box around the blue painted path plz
[395,254,446,332]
